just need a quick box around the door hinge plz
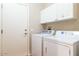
[1,29,3,34]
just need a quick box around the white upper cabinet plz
[40,4,56,23]
[40,3,79,24]
[56,3,74,21]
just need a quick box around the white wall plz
[40,3,53,10]
[29,3,43,33]
[29,3,44,54]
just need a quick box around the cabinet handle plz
[1,29,3,34]
[24,33,27,37]
[25,29,27,31]
[69,49,71,56]
[24,33,27,35]
[45,48,47,54]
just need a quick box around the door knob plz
[24,33,27,37]
[24,33,27,35]
[25,29,27,31]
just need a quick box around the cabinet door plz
[47,42,70,56]
[41,9,48,23]
[44,40,71,56]
[56,4,65,21]
[32,35,42,56]
[56,3,73,21]
[43,40,57,56]
[2,3,29,56]
[41,4,56,23]
[46,4,56,22]
[46,41,57,56]
[62,3,73,20]
[57,44,70,56]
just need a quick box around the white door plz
[2,3,29,56]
